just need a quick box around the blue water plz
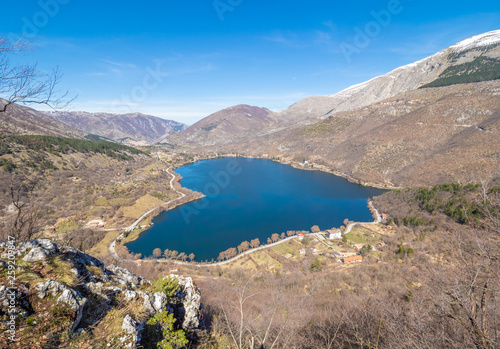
[126,158,386,261]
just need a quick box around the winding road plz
[108,165,383,267]
[344,201,382,234]
[109,166,186,261]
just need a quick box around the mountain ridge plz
[163,30,500,187]
[0,100,87,139]
[45,111,187,146]
[169,29,500,149]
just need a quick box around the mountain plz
[0,100,87,139]
[167,30,500,187]
[205,81,500,187]
[169,30,500,148]
[45,111,187,146]
[161,104,274,146]
[278,30,500,124]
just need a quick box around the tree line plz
[7,135,144,160]
[146,230,311,263]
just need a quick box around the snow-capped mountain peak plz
[450,29,500,51]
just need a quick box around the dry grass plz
[121,194,165,219]
[88,230,122,258]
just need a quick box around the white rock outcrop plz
[21,239,59,262]
[120,314,143,348]
[36,279,87,332]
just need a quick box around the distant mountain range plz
[0,100,87,139]
[165,30,500,186]
[43,111,187,146]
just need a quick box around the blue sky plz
[1,1,499,125]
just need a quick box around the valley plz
[1,29,500,348]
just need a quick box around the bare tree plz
[250,238,260,249]
[152,248,162,258]
[0,36,74,112]
[237,241,250,254]
[205,273,305,349]
[4,174,47,242]
[429,183,500,348]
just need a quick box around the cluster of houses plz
[295,228,366,264]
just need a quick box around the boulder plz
[59,245,105,277]
[123,290,137,302]
[138,291,156,316]
[0,284,31,318]
[172,276,202,330]
[35,279,87,332]
[36,279,66,299]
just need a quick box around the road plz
[109,183,383,267]
[344,201,381,234]
[109,166,186,261]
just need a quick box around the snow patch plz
[450,30,500,51]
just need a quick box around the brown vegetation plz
[115,181,500,348]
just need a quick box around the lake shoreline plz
[121,157,387,261]
[175,154,400,190]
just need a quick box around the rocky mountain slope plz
[45,111,187,146]
[282,30,500,121]
[0,100,87,139]
[166,30,500,187]
[0,239,201,348]
[168,30,500,149]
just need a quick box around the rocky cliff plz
[0,239,201,348]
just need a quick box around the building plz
[298,233,304,241]
[169,267,179,273]
[299,248,306,255]
[327,229,342,240]
[342,255,363,264]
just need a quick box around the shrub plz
[360,244,372,256]
[144,311,188,349]
[154,276,180,298]
[311,258,322,272]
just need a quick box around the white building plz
[327,229,342,240]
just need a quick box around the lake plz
[126,158,386,261]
